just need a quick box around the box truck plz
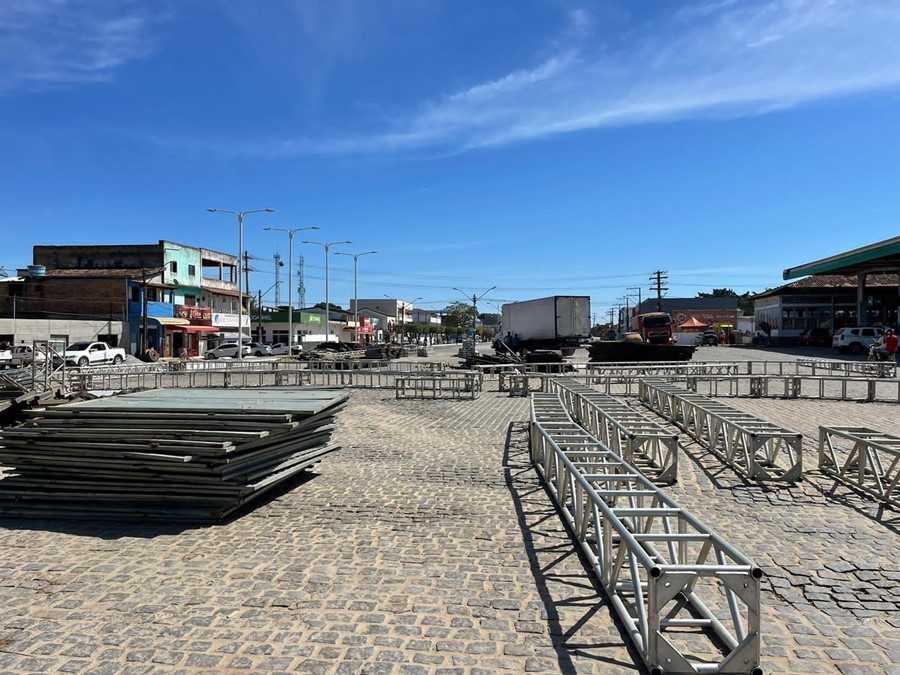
[500,296,591,353]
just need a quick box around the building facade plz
[0,241,247,356]
[752,273,899,343]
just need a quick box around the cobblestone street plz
[1,346,898,674]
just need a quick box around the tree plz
[442,301,477,329]
[313,302,343,312]
[697,288,754,315]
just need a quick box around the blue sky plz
[2,0,900,320]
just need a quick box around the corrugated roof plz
[637,297,738,313]
[752,273,899,299]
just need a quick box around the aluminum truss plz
[550,377,678,484]
[530,393,762,675]
[819,426,900,505]
[639,380,802,482]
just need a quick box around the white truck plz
[5,344,47,368]
[61,341,126,367]
[501,296,591,354]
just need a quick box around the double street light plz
[264,226,319,352]
[208,208,274,360]
[453,286,496,338]
[335,250,377,342]
[302,240,352,342]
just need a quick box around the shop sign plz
[300,311,323,324]
[213,312,251,328]
[358,316,373,335]
[176,305,212,321]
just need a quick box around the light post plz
[208,207,274,360]
[335,250,377,342]
[453,286,496,339]
[404,297,422,342]
[264,226,319,352]
[303,240,352,342]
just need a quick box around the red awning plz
[166,325,219,332]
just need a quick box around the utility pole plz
[274,251,282,307]
[257,290,263,341]
[140,267,149,355]
[298,255,306,309]
[650,270,669,312]
[628,286,642,315]
[243,251,252,300]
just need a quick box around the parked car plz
[0,346,12,369]
[62,341,126,367]
[247,342,272,357]
[832,326,884,354]
[270,343,303,356]
[205,343,251,359]
[698,330,719,346]
[799,328,831,347]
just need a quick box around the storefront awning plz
[179,325,219,332]
[150,317,190,326]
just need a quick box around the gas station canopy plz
[783,235,900,280]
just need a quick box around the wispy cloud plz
[208,0,900,157]
[0,1,166,93]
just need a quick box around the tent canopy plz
[679,316,709,330]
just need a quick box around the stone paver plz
[0,344,896,674]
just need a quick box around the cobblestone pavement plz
[0,345,898,674]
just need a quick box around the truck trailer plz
[501,296,591,353]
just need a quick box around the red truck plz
[631,312,674,345]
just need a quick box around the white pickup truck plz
[62,341,126,367]
[3,344,48,368]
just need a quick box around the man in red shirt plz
[882,328,899,362]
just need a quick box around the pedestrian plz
[503,331,512,347]
[880,328,898,362]
[511,333,521,354]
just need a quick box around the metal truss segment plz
[639,379,803,483]
[549,377,679,484]
[818,426,900,505]
[530,392,762,674]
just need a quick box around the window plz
[188,264,196,276]
[170,261,178,273]
[183,296,196,307]
[130,286,140,302]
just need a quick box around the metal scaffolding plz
[549,377,678,484]
[819,426,900,505]
[530,392,762,675]
[638,380,803,482]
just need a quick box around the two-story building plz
[0,241,247,356]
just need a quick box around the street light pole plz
[453,286,496,338]
[335,250,377,342]
[264,226,319,352]
[303,240,352,342]
[208,207,274,360]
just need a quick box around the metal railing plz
[639,380,803,482]
[675,375,900,404]
[530,393,762,675]
[549,378,678,484]
[819,426,900,505]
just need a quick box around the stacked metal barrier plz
[549,378,678,484]
[819,427,900,505]
[530,393,762,675]
[639,380,803,482]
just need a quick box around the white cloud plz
[225,0,900,157]
[0,1,165,92]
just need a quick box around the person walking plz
[880,328,898,362]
